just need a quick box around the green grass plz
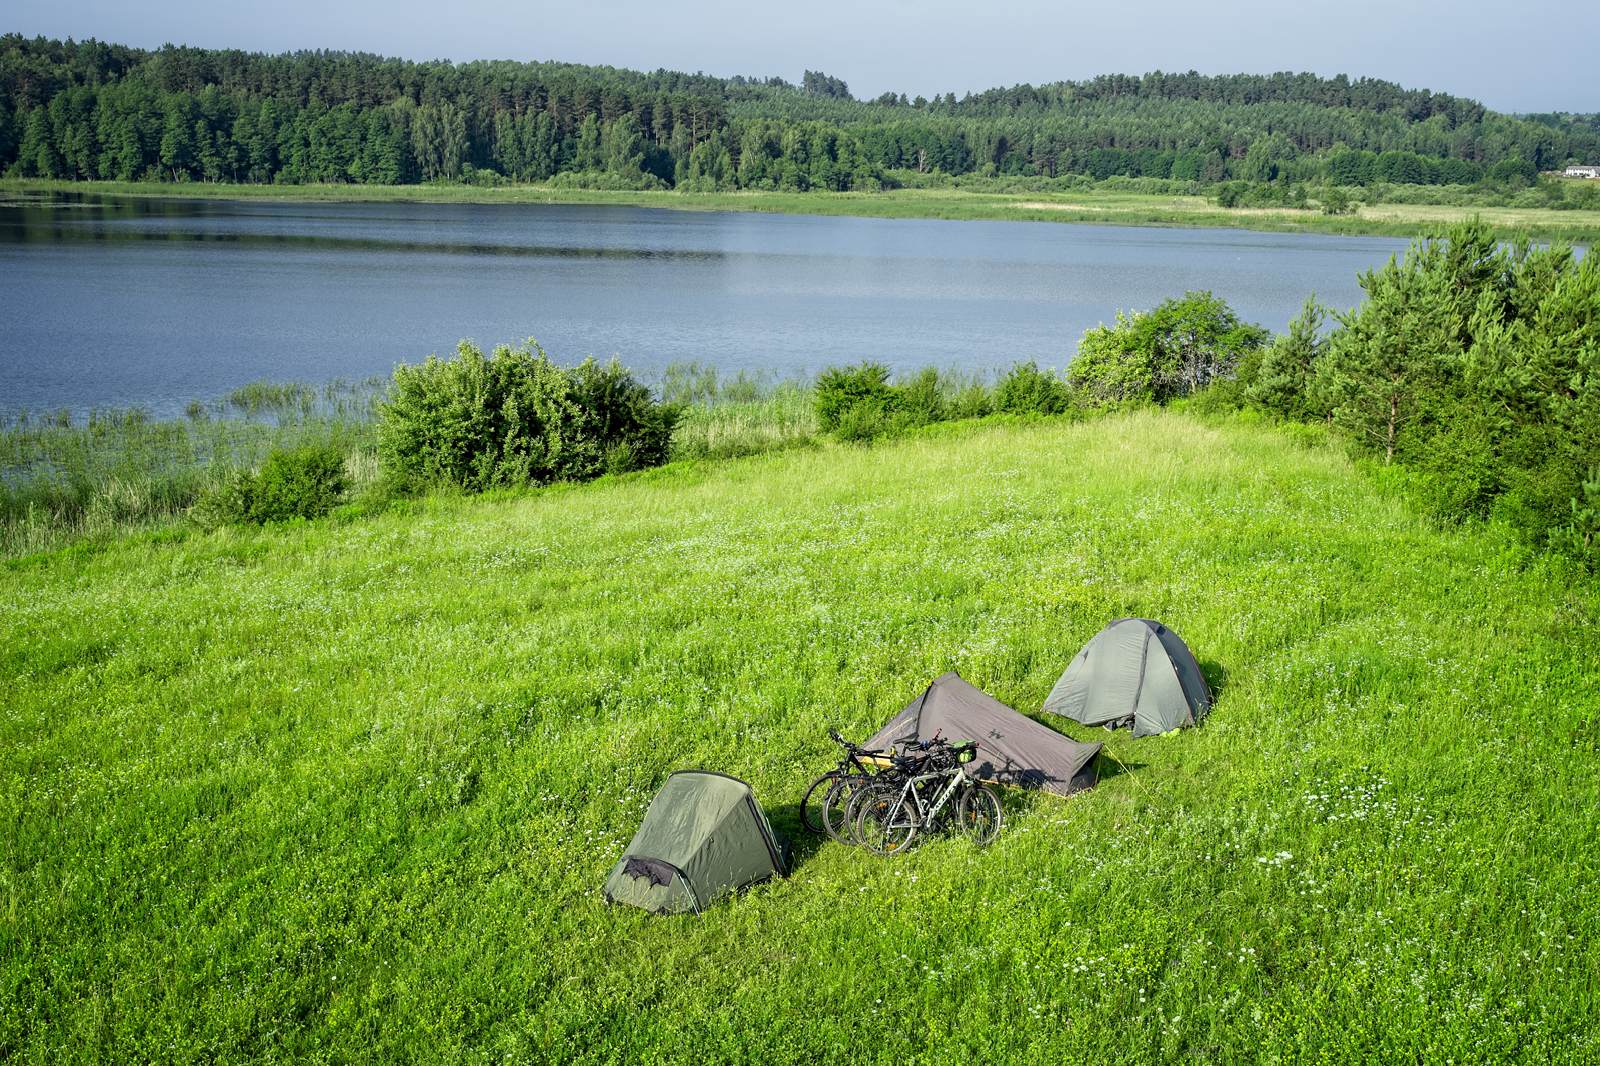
[3,411,1597,1062]
[8,178,1600,243]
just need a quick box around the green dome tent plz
[1043,619,1212,738]
[603,771,786,915]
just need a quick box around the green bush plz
[1321,187,1356,215]
[1552,467,1600,563]
[377,341,677,492]
[948,380,994,420]
[1243,297,1329,420]
[1070,293,1269,406]
[814,364,1010,440]
[893,367,948,427]
[994,362,1073,415]
[196,443,348,525]
[832,403,890,443]
[814,362,895,433]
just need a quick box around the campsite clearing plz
[3,410,1597,1061]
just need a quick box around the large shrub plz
[1070,293,1268,405]
[993,362,1074,415]
[196,443,347,525]
[814,362,895,433]
[377,341,676,492]
[894,367,949,426]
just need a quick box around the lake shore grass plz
[3,409,1596,1060]
[7,177,1600,243]
[0,371,819,557]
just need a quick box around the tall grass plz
[0,379,382,555]
[659,362,817,461]
[2,366,830,554]
[3,411,1595,1060]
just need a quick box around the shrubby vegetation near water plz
[194,442,348,526]
[377,341,676,492]
[1242,221,1600,557]
[0,379,379,554]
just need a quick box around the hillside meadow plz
[2,410,1597,1061]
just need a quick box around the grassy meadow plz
[7,177,1600,243]
[3,410,1597,1061]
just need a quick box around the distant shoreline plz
[5,178,1598,244]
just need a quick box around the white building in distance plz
[1564,165,1600,178]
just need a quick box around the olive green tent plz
[603,771,786,915]
[1043,619,1212,738]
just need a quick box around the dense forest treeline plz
[3,34,1598,192]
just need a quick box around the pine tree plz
[1246,297,1328,419]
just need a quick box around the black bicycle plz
[799,729,890,841]
[849,738,1002,855]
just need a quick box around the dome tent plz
[1043,619,1211,738]
[603,771,786,915]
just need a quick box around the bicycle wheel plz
[799,772,839,835]
[821,774,866,842]
[956,784,1003,845]
[841,780,882,846]
[855,787,917,856]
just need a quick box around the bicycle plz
[799,729,891,841]
[849,738,1002,855]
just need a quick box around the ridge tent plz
[603,771,786,915]
[865,672,1101,797]
[1043,618,1211,738]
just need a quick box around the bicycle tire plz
[855,787,917,856]
[821,774,866,842]
[956,783,1003,845]
[799,772,839,835]
[842,778,892,845]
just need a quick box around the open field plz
[3,410,1597,1061]
[6,178,1600,243]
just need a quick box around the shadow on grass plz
[766,802,830,873]
[1199,658,1229,704]
[1092,754,1147,785]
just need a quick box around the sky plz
[8,0,1598,114]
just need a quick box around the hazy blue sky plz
[8,0,1597,113]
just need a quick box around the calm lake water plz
[0,192,1414,419]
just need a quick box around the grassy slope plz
[6,178,1600,243]
[2,411,1597,1062]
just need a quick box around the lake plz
[0,192,1413,420]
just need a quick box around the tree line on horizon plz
[2,34,1597,192]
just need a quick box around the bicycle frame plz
[884,767,968,831]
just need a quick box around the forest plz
[3,33,1597,193]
